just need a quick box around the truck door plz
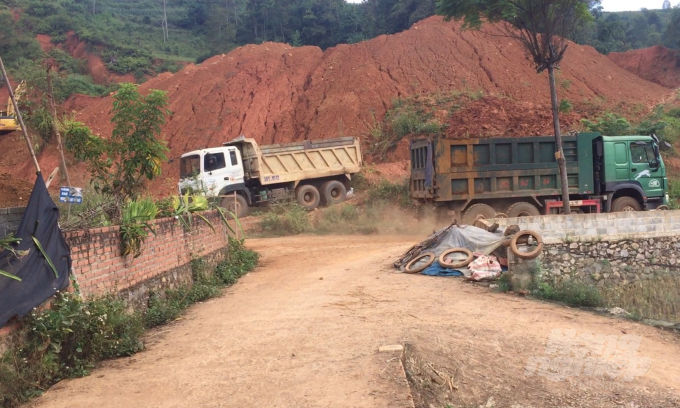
[629,142,664,198]
[203,152,230,196]
[225,148,245,185]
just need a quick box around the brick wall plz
[0,207,25,237]
[65,210,233,300]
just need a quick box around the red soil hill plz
[1,16,673,199]
[608,45,680,89]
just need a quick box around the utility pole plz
[0,56,41,175]
[163,0,169,42]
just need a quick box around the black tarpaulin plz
[0,174,71,327]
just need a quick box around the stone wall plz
[496,210,680,244]
[0,207,25,237]
[532,236,680,288]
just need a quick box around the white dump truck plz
[178,136,363,217]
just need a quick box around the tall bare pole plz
[163,0,169,42]
[46,65,71,188]
[0,56,41,174]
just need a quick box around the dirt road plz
[34,235,680,408]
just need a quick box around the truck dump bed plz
[226,136,362,185]
[411,134,599,202]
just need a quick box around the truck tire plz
[296,184,321,210]
[462,203,496,225]
[404,252,435,274]
[321,180,347,206]
[612,197,642,212]
[221,194,249,219]
[507,202,541,218]
[510,230,544,260]
[439,248,474,269]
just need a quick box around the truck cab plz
[178,146,245,198]
[595,135,669,211]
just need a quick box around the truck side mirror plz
[650,159,660,170]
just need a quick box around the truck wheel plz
[321,180,347,206]
[296,184,321,210]
[221,194,249,219]
[612,197,642,212]
[462,203,496,225]
[507,202,540,218]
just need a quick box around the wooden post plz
[234,191,239,240]
[47,65,73,218]
[0,56,41,174]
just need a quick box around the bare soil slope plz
[609,45,680,89]
[1,17,673,197]
[33,235,680,408]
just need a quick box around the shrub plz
[260,203,311,235]
[532,281,603,307]
[0,294,144,406]
[558,99,572,114]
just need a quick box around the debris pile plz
[395,220,543,280]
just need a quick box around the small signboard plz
[59,186,83,204]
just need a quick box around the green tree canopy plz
[65,83,170,210]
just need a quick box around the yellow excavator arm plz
[0,81,26,134]
[6,81,25,117]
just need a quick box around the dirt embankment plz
[0,16,673,199]
[37,32,136,85]
[608,45,680,89]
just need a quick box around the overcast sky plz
[344,0,670,12]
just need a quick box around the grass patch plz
[260,203,312,236]
[600,274,680,323]
[0,238,258,407]
[257,179,422,237]
[531,281,604,308]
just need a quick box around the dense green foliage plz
[574,5,680,53]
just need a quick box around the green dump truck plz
[410,133,669,223]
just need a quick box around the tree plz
[663,7,680,50]
[436,0,597,214]
[64,84,170,216]
[662,0,671,9]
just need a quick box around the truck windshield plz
[180,155,200,179]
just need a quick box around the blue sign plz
[59,186,83,204]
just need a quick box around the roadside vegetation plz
[498,265,680,324]
[0,238,258,407]
[259,177,429,237]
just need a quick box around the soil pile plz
[3,16,673,196]
[0,173,32,208]
[608,45,680,89]
[76,17,667,147]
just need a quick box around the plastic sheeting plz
[428,225,505,257]
[0,175,71,328]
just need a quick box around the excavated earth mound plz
[608,45,680,89]
[1,16,673,197]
